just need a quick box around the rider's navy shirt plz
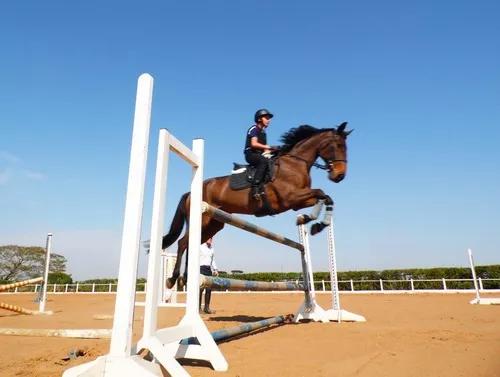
[244,125,267,152]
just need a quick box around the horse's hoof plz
[177,276,186,290]
[296,214,311,225]
[310,222,326,235]
[166,277,176,289]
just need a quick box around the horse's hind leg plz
[166,232,189,289]
[170,216,225,289]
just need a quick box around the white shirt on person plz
[199,243,217,271]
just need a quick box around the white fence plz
[2,278,500,294]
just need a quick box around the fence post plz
[109,283,112,293]
[442,278,447,291]
[410,279,414,291]
[53,284,57,293]
[65,284,68,293]
[76,283,79,293]
[322,280,325,292]
[379,279,384,292]
[478,278,483,291]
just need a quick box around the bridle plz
[282,133,347,172]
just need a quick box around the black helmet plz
[254,109,274,123]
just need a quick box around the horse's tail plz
[162,193,189,249]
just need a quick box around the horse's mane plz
[279,125,334,153]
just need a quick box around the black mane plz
[279,125,333,153]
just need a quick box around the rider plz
[244,109,275,200]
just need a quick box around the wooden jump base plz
[200,275,305,291]
[202,202,304,251]
[180,314,293,345]
[0,277,52,315]
[0,328,111,339]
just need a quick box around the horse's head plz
[318,122,353,183]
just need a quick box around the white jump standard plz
[468,248,500,305]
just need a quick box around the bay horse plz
[162,122,352,288]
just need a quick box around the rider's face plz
[259,115,272,128]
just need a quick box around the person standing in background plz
[199,237,218,314]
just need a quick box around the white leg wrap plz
[309,200,324,220]
[322,205,333,225]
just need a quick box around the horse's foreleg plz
[289,188,333,235]
[310,196,333,235]
[296,199,325,225]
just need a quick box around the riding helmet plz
[254,109,274,123]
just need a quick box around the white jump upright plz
[324,221,366,322]
[64,73,161,376]
[468,248,500,305]
[38,233,52,314]
[136,128,227,375]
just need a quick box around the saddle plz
[229,157,276,191]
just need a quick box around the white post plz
[65,284,68,293]
[63,74,161,376]
[479,278,483,291]
[468,248,481,303]
[379,279,384,292]
[109,73,153,357]
[442,278,447,291]
[293,224,327,323]
[92,283,96,293]
[185,139,204,318]
[323,220,365,322]
[142,129,170,339]
[321,280,325,291]
[410,279,414,291]
[39,233,52,313]
[76,283,79,293]
[350,279,354,291]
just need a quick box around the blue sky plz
[1,1,499,280]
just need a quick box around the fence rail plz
[1,278,500,294]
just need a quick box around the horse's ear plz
[337,122,348,133]
[345,129,354,136]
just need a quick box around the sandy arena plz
[0,292,499,377]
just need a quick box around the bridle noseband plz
[313,158,347,171]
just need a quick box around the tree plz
[0,245,68,282]
[48,272,73,284]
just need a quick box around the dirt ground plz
[0,292,498,377]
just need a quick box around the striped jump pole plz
[201,202,313,310]
[180,314,293,345]
[202,202,304,251]
[0,277,43,292]
[200,276,305,291]
[0,277,53,315]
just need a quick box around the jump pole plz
[180,314,293,345]
[0,277,52,316]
